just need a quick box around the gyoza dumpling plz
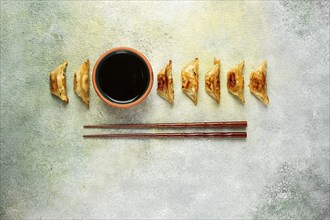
[182,58,199,105]
[227,61,245,103]
[157,60,174,104]
[205,57,220,103]
[74,59,90,107]
[50,61,69,103]
[249,61,269,106]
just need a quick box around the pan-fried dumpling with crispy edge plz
[227,61,245,103]
[157,60,174,104]
[249,61,269,106]
[74,59,90,107]
[205,57,220,103]
[50,61,69,103]
[181,58,199,105]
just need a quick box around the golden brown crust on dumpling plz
[205,57,220,103]
[157,60,174,104]
[182,58,199,105]
[74,59,90,107]
[227,61,245,103]
[50,61,69,103]
[249,60,269,106]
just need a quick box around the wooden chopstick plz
[84,121,247,129]
[83,132,247,139]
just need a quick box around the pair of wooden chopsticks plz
[83,121,247,139]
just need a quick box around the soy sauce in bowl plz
[93,47,153,108]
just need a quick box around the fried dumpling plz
[50,61,69,103]
[227,61,245,103]
[205,57,220,103]
[182,58,199,105]
[249,61,269,106]
[157,60,174,104]
[74,59,90,107]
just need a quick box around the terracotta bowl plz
[92,47,153,108]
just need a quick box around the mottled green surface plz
[0,1,329,219]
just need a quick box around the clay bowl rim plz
[92,47,153,108]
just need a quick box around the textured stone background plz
[0,1,329,219]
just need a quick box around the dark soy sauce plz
[96,50,150,104]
